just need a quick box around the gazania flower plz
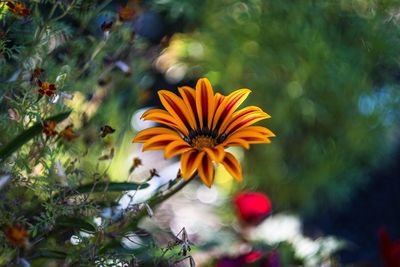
[37,80,56,97]
[4,224,28,247]
[133,78,274,187]
[6,1,30,17]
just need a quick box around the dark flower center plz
[192,136,216,150]
[184,128,228,149]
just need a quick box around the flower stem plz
[135,177,193,221]
[107,177,194,233]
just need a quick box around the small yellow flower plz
[133,78,275,187]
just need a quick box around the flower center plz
[191,135,216,150]
[42,82,50,90]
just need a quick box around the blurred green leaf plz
[57,216,97,233]
[69,182,150,195]
[0,111,71,162]
[30,249,68,260]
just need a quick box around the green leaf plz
[69,182,150,195]
[57,216,97,233]
[0,111,71,162]
[31,249,68,259]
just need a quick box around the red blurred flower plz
[234,192,272,226]
[216,251,263,267]
[379,227,400,267]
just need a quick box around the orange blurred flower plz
[37,80,56,97]
[6,1,30,17]
[118,5,135,21]
[42,120,58,137]
[60,125,78,141]
[133,78,274,187]
[4,224,28,247]
[31,67,44,81]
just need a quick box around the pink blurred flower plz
[234,192,272,226]
[379,227,400,267]
[263,250,281,267]
[216,251,263,267]
[215,250,281,267]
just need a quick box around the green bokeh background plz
[155,0,400,213]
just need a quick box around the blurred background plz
[1,0,400,266]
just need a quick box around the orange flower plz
[6,1,30,17]
[133,78,275,187]
[4,224,28,247]
[37,80,56,97]
[31,67,44,81]
[60,125,78,141]
[43,120,58,137]
[118,5,135,21]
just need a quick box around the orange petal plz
[214,92,225,107]
[219,106,261,134]
[132,127,179,143]
[142,108,189,136]
[232,106,271,121]
[222,126,275,149]
[178,86,198,127]
[226,137,271,147]
[221,152,243,182]
[225,110,270,135]
[180,150,204,179]
[222,138,251,149]
[164,140,193,159]
[195,78,215,129]
[212,89,251,131]
[247,126,275,137]
[158,90,196,130]
[142,134,181,151]
[227,126,275,141]
[198,155,214,187]
[204,146,225,163]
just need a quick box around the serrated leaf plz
[0,111,71,162]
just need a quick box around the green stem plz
[107,177,194,233]
[148,178,193,208]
